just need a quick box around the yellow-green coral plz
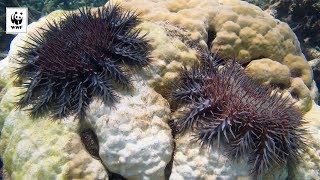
[283,54,312,87]
[138,21,199,95]
[0,87,24,131]
[0,108,107,179]
[0,89,108,179]
[246,58,291,87]
[1,111,71,178]
[111,0,316,112]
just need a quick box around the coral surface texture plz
[0,0,319,179]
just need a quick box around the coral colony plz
[172,53,306,176]
[12,2,308,178]
[15,4,150,120]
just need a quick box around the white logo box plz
[6,7,28,34]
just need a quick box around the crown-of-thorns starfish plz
[15,4,150,120]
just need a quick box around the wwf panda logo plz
[11,12,23,25]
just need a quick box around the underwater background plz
[0,0,320,180]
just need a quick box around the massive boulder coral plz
[170,130,288,179]
[0,111,108,179]
[0,81,107,179]
[111,0,320,178]
[115,0,316,112]
[0,0,320,179]
[86,80,173,179]
[169,131,253,179]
